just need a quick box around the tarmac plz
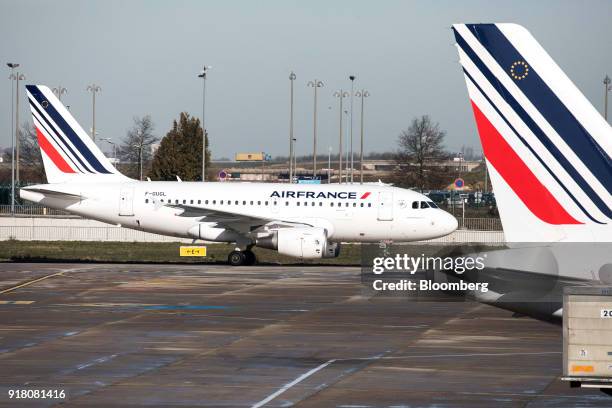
[0,262,609,407]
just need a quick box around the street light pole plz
[7,62,19,214]
[307,79,324,178]
[349,75,355,183]
[328,146,332,184]
[604,75,611,122]
[100,138,117,163]
[333,90,349,184]
[86,84,101,141]
[132,143,144,181]
[289,71,296,183]
[52,86,68,101]
[355,89,369,184]
[14,72,25,188]
[198,65,211,181]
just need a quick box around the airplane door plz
[377,191,393,221]
[119,187,135,216]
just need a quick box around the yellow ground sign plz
[179,246,207,257]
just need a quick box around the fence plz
[459,217,502,231]
[0,205,76,217]
[0,217,505,244]
[0,206,504,230]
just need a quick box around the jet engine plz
[256,227,340,259]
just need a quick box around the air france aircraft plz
[450,23,611,321]
[20,85,458,266]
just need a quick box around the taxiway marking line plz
[251,359,336,408]
[0,272,64,295]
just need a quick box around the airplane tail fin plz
[451,23,611,242]
[25,85,127,184]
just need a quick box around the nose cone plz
[440,211,458,236]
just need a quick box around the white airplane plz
[19,85,458,266]
[449,23,611,320]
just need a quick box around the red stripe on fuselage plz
[360,192,371,199]
[470,101,581,225]
[35,127,76,173]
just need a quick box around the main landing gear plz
[227,249,257,266]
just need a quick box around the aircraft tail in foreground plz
[452,23,611,242]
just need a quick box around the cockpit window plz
[420,201,429,209]
[412,201,419,209]
[428,201,438,208]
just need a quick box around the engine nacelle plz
[256,227,340,259]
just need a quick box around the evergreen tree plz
[149,112,210,181]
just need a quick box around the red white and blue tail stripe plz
[25,85,125,183]
[452,24,611,242]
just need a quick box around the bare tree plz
[118,116,158,180]
[395,115,447,191]
[3,123,45,183]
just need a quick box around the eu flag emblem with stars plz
[510,60,529,80]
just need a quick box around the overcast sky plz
[1,0,610,159]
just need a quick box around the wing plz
[165,203,312,233]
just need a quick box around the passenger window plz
[205,200,208,204]
[175,199,179,204]
[311,202,315,206]
[285,201,289,206]
[345,203,349,207]
[182,199,186,204]
[319,202,323,206]
[360,203,364,207]
[250,201,253,205]
[273,201,277,205]
[161,199,164,203]
[353,203,356,207]
[265,201,268,206]
[258,201,261,205]
[197,200,201,204]
[412,201,419,209]
[220,200,224,204]
[243,201,246,205]
[331,202,334,207]
[235,200,239,205]
[304,202,307,206]
[145,199,149,204]
[368,203,372,207]
[420,201,429,209]
[297,202,301,206]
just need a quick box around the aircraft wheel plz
[244,250,257,266]
[228,250,247,266]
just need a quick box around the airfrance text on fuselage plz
[270,191,368,199]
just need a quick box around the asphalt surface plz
[0,263,609,407]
